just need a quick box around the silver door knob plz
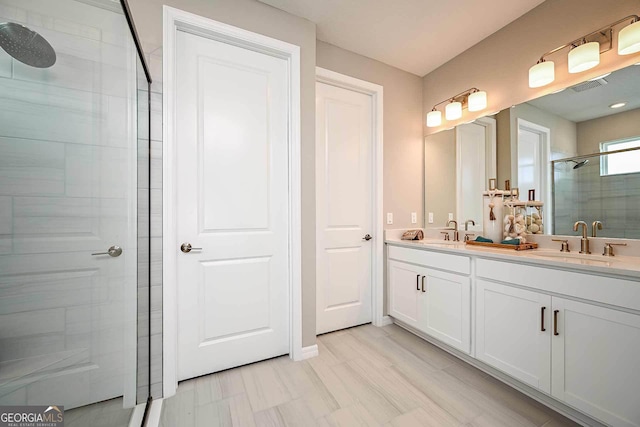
[92,245,122,257]
[363,234,372,241]
[180,243,202,253]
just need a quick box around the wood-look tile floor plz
[160,324,580,427]
[65,397,133,427]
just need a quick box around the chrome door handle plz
[363,234,372,241]
[92,245,122,257]
[180,243,202,253]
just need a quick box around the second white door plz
[316,80,373,335]
[175,30,290,381]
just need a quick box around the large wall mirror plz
[425,63,640,239]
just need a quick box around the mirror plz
[425,63,640,239]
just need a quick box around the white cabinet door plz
[476,279,551,393]
[388,260,424,329]
[552,298,640,427]
[421,269,470,353]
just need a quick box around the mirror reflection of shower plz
[569,159,589,170]
[0,22,56,68]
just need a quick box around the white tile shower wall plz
[0,0,139,409]
[553,157,640,239]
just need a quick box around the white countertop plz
[385,237,640,280]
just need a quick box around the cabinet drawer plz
[476,258,640,312]
[388,245,470,275]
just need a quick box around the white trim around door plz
[162,6,302,398]
[315,67,385,329]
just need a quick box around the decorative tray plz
[465,240,538,251]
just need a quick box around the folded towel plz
[500,238,521,245]
[475,236,493,243]
[401,229,424,240]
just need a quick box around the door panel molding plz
[163,6,301,398]
[315,67,384,331]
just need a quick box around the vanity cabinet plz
[388,260,424,329]
[475,259,640,427]
[475,279,551,393]
[551,297,640,427]
[387,246,471,353]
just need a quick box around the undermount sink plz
[419,239,462,246]
[529,251,614,265]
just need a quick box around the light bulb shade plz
[618,19,640,55]
[445,101,462,120]
[426,110,442,127]
[529,61,555,88]
[568,42,600,73]
[468,91,487,112]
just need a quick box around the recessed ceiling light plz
[589,72,611,81]
[610,102,626,109]
[551,88,566,94]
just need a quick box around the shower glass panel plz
[0,0,150,424]
[552,148,640,239]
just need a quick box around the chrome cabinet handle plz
[180,243,202,253]
[541,307,546,332]
[363,234,372,241]
[92,245,122,257]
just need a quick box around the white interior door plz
[175,30,290,381]
[456,119,495,232]
[316,80,373,335]
[518,128,542,200]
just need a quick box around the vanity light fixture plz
[445,101,462,120]
[426,88,487,127]
[528,15,640,88]
[568,41,600,73]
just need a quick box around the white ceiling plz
[257,0,545,76]
[527,65,640,123]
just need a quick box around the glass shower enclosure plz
[0,0,151,425]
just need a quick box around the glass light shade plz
[529,61,555,88]
[568,42,600,73]
[445,101,462,120]
[618,20,640,55]
[468,91,487,112]
[426,110,442,127]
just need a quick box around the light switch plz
[448,213,454,221]
[428,212,434,224]
[411,212,417,224]
[387,213,393,225]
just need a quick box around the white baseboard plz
[379,315,394,326]
[299,344,319,360]
[144,398,163,427]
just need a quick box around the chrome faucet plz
[592,220,603,237]
[464,219,475,231]
[447,219,460,242]
[573,221,590,254]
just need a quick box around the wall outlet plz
[448,213,454,221]
[411,212,417,224]
[387,213,393,225]
[428,212,434,224]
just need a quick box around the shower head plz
[0,22,56,68]
[571,159,589,169]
